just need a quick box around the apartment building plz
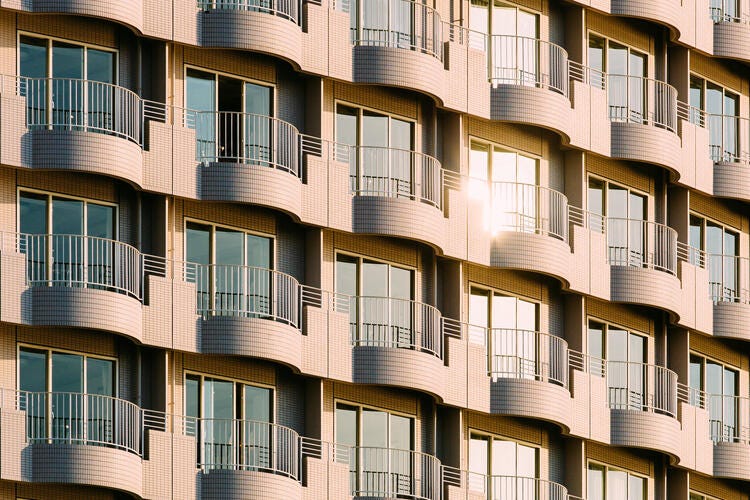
[0,0,747,499]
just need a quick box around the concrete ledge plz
[610,409,682,464]
[200,9,303,68]
[490,85,572,142]
[31,286,143,343]
[713,162,750,202]
[713,22,750,63]
[610,266,681,320]
[713,301,750,342]
[610,122,682,181]
[490,378,571,432]
[28,0,143,33]
[201,469,302,500]
[352,196,446,253]
[610,0,682,40]
[31,444,143,497]
[352,346,447,401]
[31,129,143,188]
[201,163,303,220]
[490,231,571,287]
[713,442,750,480]
[201,316,303,372]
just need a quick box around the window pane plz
[390,266,412,300]
[516,299,537,331]
[244,385,271,422]
[362,111,388,147]
[706,361,722,394]
[629,334,645,363]
[52,42,83,79]
[468,435,489,491]
[516,443,537,478]
[51,352,83,393]
[588,321,604,359]
[689,354,703,403]
[186,223,211,265]
[588,179,605,215]
[469,0,489,35]
[608,43,628,75]
[361,409,388,447]
[706,83,723,115]
[389,414,412,450]
[390,118,412,150]
[52,198,83,235]
[588,36,605,73]
[336,255,358,296]
[187,69,216,159]
[20,348,47,392]
[203,378,234,419]
[87,204,114,239]
[335,404,358,446]
[606,469,628,500]
[491,440,515,475]
[362,261,388,296]
[186,375,200,418]
[469,288,490,343]
[215,228,243,266]
[20,193,47,234]
[491,150,516,183]
[491,295,517,329]
[245,82,271,116]
[689,76,703,110]
[607,328,628,362]
[20,36,47,78]
[247,234,271,269]
[86,358,114,396]
[628,475,645,500]
[587,464,605,500]
[87,49,114,84]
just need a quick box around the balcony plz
[198,0,303,67]
[342,296,447,399]
[708,114,750,201]
[193,111,304,220]
[606,361,682,461]
[487,183,572,286]
[607,75,682,177]
[11,233,144,341]
[8,0,143,33]
[339,145,446,251]
[19,391,143,496]
[442,467,568,500]
[610,0,684,45]
[700,393,750,480]
[483,328,571,430]
[712,5,750,64]
[606,218,681,317]
[188,418,302,500]
[187,263,304,371]
[706,254,750,342]
[342,447,442,500]
[347,0,445,101]
[2,76,145,186]
[488,36,572,140]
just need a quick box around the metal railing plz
[605,218,678,275]
[486,328,569,388]
[484,182,569,242]
[466,473,569,500]
[184,263,301,328]
[680,386,750,444]
[568,350,606,378]
[706,254,748,304]
[198,0,301,24]
[20,391,142,456]
[442,22,487,52]
[19,233,143,300]
[190,111,301,176]
[340,446,442,500]
[710,1,748,23]
[488,35,569,97]
[339,295,443,359]
[606,361,678,418]
[337,145,443,209]
[568,60,606,90]
[184,418,300,479]
[706,114,749,163]
[568,206,606,234]
[348,0,443,61]
[607,75,678,133]
[19,77,143,145]
[678,100,706,128]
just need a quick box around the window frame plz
[586,316,649,363]
[183,370,276,422]
[586,175,650,220]
[467,429,540,490]
[333,399,416,450]
[468,138,540,184]
[586,31,648,77]
[183,217,276,269]
[586,460,648,499]
[333,100,416,150]
[183,64,276,117]
[334,250,416,299]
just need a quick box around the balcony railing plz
[568,60,606,90]
[342,447,442,500]
[17,77,143,145]
[483,328,569,388]
[605,218,678,275]
[606,360,678,418]
[184,418,300,479]
[18,233,143,300]
[607,75,678,133]
[338,295,443,359]
[184,263,301,328]
[336,144,443,209]
[190,111,301,176]
[468,474,569,500]
[198,0,301,25]
[710,1,748,23]
[706,114,749,163]
[346,0,443,61]
[488,35,569,97]
[19,391,143,456]
[680,385,750,444]
[705,254,748,304]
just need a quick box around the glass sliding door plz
[187,69,217,160]
[490,295,538,380]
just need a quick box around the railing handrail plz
[606,73,678,133]
[197,0,301,24]
[486,327,569,388]
[710,3,750,23]
[441,466,568,498]
[679,384,750,444]
[568,60,606,89]
[605,360,678,417]
[488,34,569,96]
[604,218,678,275]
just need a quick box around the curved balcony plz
[488,182,572,286]
[194,111,304,220]
[192,418,302,500]
[345,447,441,500]
[701,393,750,481]
[458,471,568,500]
[344,145,446,251]
[487,328,571,431]
[488,36,571,140]
[21,391,143,496]
[187,263,304,371]
[606,361,682,462]
[712,6,750,63]
[610,0,683,43]
[19,0,143,33]
[17,77,144,186]
[606,218,681,318]
[347,296,446,399]
[708,114,750,201]
[18,233,144,342]
[199,0,303,68]
[349,0,445,102]
[707,254,750,342]
[607,75,682,178]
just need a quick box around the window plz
[587,462,646,500]
[588,34,647,122]
[688,213,739,300]
[335,253,415,348]
[587,177,647,265]
[19,191,117,290]
[335,402,414,495]
[689,353,739,442]
[19,347,115,445]
[690,75,739,160]
[335,104,414,198]
[20,34,116,133]
[185,221,273,318]
[186,68,273,165]
[588,320,647,408]
[690,493,719,500]
[710,0,738,21]
[468,433,538,499]
[185,373,273,470]
[349,0,415,48]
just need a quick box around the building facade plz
[0,0,747,499]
